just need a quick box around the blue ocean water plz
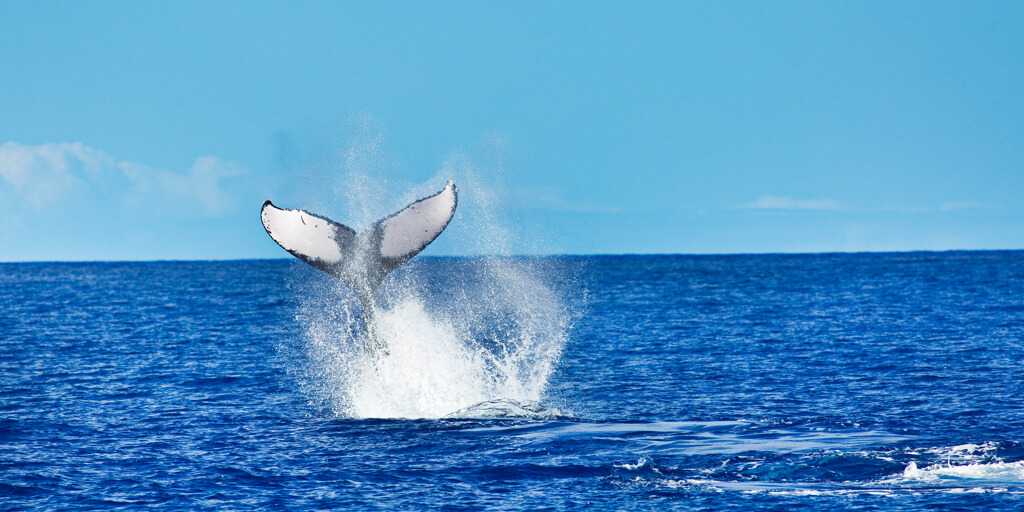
[2,252,1024,510]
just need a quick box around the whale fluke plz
[261,180,457,348]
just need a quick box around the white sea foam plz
[899,460,1024,484]
[872,442,1024,488]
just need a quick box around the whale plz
[261,180,458,353]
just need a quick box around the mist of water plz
[287,124,576,419]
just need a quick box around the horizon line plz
[2,247,1022,265]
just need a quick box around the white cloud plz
[511,185,623,213]
[743,195,846,211]
[0,141,247,215]
[0,142,108,207]
[938,201,990,212]
[740,194,994,214]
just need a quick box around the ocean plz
[2,251,1023,510]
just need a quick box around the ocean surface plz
[2,251,1024,510]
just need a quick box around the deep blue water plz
[3,252,1024,510]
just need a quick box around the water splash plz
[289,126,575,419]
[295,256,572,419]
[295,252,574,419]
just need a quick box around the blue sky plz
[1,1,1022,260]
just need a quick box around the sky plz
[1,1,1022,260]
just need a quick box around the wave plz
[897,460,1024,484]
[601,438,1024,496]
[444,398,569,420]
[880,442,1024,487]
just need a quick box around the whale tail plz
[260,180,458,345]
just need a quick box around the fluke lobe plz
[261,181,457,353]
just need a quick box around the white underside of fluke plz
[380,181,458,258]
[260,206,348,263]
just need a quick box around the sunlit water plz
[3,252,1024,510]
